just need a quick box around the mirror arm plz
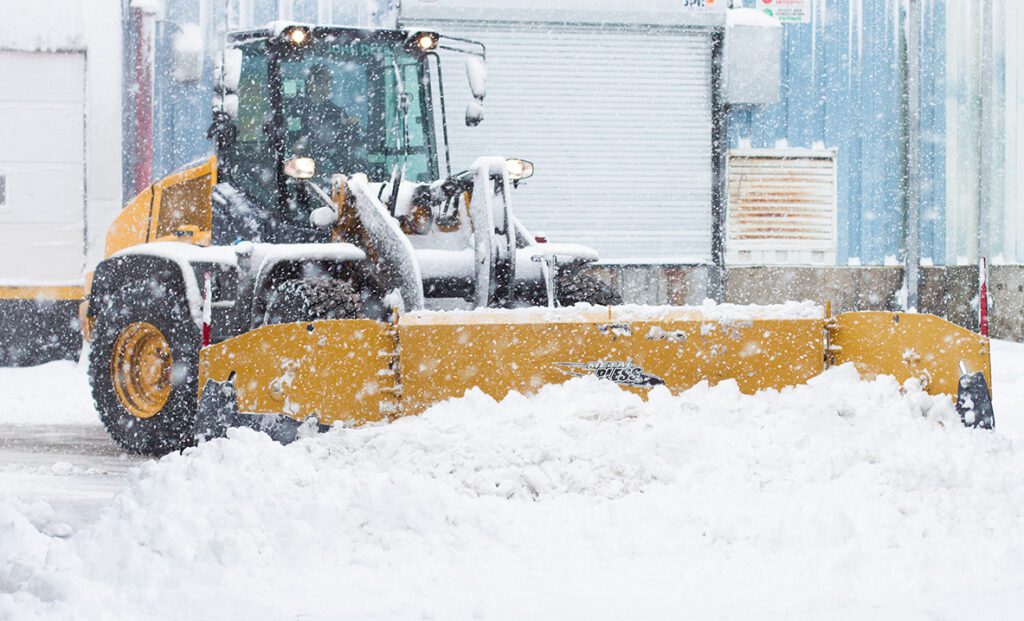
[436,35,486,60]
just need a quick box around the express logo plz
[554,361,665,388]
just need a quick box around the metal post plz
[903,0,922,311]
[709,29,727,303]
[978,0,995,261]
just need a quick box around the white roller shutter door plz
[404,21,714,262]
[0,51,86,283]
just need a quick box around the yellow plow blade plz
[830,311,991,399]
[196,308,991,430]
[397,307,825,416]
[199,319,398,426]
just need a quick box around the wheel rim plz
[111,322,174,419]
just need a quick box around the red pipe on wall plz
[979,257,989,337]
[131,6,154,195]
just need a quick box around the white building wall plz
[0,0,123,281]
[83,0,126,274]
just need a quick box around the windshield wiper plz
[390,57,410,163]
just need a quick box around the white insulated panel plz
[726,148,838,265]
[0,51,86,283]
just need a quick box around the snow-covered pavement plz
[1,342,1023,619]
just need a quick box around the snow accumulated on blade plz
[4,366,1024,619]
[407,299,824,322]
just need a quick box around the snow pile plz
[4,365,1024,619]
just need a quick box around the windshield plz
[278,36,438,184]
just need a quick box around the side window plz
[224,46,276,210]
[0,173,6,207]
[235,53,270,144]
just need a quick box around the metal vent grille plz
[726,148,838,265]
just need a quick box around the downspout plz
[978,0,993,261]
[130,3,156,195]
[902,0,922,310]
[709,28,728,303]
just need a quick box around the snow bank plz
[991,339,1024,438]
[0,361,95,426]
[4,366,1024,619]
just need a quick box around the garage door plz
[0,51,85,283]
[402,20,714,262]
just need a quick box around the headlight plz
[506,158,534,181]
[284,157,316,179]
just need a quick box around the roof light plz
[408,31,439,53]
[283,26,311,47]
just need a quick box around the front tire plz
[89,279,200,455]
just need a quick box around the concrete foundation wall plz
[582,264,1024,342]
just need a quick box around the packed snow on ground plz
[3,339,1024,619]
[0,361,94,426]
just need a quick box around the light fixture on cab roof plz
[408,31,439,53]
[283,25,311,47]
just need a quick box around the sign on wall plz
[756,0,811,23]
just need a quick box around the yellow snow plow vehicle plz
[84,25,994,455]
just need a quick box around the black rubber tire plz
[89,279,200,455]
[556,269,623,306]
[264,278,361,324]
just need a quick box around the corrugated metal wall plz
[1001,0,1024,263]
[729,0,946,266]
[402,20,716,262]
[945,0,1024,266]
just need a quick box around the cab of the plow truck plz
[84,24,616,454]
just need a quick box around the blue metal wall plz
[729,0,946,265]
[152,0,210,181]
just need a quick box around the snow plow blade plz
[196,308,993,442]
[829,311,993,428]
